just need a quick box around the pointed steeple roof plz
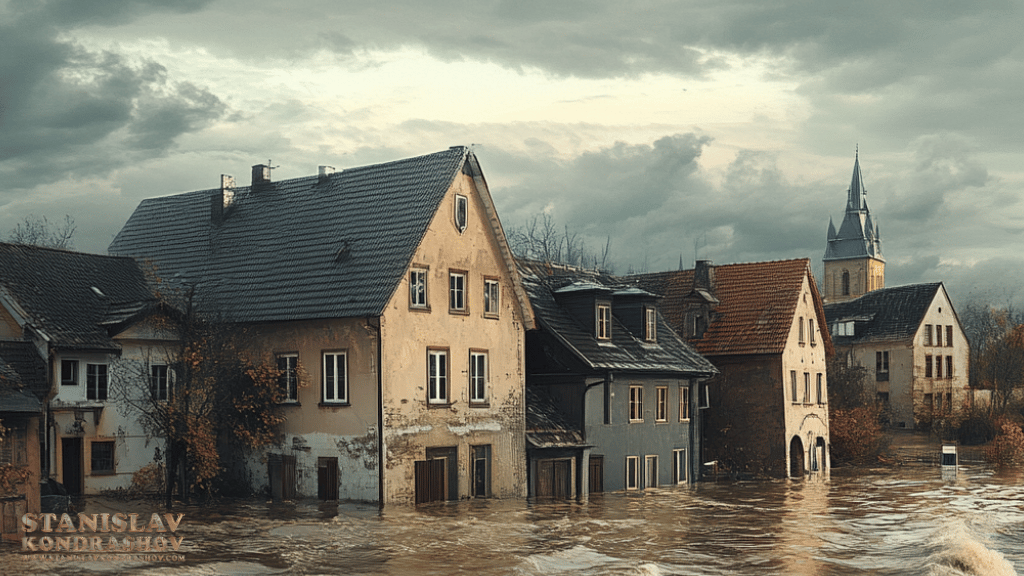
[824,151,884,262]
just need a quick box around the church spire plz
[823,149,885,302]
[847,147,867,212]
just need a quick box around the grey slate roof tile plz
[823,283,942,344]
[0,243,155,351]
[110,147,470,322]
[518,260,717,376]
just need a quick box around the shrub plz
[829,404,888,464]
[984,422,1024,466]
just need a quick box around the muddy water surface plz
[3,464,1023,575]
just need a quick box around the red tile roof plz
[631,259,833,357]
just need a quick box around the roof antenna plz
[266,159,280,178]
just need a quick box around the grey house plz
[518,260,717,498]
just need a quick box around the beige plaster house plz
[632,259,833,478]
[110,147,533,504]
[824,283,970,428]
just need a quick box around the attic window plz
[596,303,611,340]
[832,321,855,337]
[91,286,105,297]
[454,194,468,233]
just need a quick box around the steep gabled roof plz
[109,147,525,324]
[0,243,155,351]
[518,260,716,376]
[630,259,833,357]
[823,283,943,344]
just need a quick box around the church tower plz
[823,152,884,302]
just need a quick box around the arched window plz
[841,270,850,296]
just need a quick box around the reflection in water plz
[3,465,1022,575]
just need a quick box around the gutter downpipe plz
[370,316,384,507]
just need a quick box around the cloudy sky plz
[3,0,1023,307]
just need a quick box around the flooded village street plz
[4,461,1023,576]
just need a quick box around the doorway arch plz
[789,436,805,478]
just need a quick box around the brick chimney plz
[252,164,271,186]
[694,260,716,293]
[211,174,235,224]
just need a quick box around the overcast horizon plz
[3,1,1024,308]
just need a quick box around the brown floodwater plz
[3,464,1023,575]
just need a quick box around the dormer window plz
[596,303,611,340]
[644,307,657,342]
[454,194,468,233]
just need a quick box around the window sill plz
[409,306,432,313]
[469,402,490,408]
[629,419,644,424]
[278,401,301,407]
[679,418,691,423]
[427,402,452,408]
[449,309,470,316]
[319,402,350,408]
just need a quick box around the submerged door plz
[61,438,82,495]
[317,457,339,500]
[537,458,572,499]
[588,456,604,494]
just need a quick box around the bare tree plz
[508,214,612,271]
[110,286,289,507]
[8,215,76,249]
[960,300,1024,414]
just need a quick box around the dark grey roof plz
[518,260,717,376]
[525,387,587,450]
[824,283,943,344]
[824,154,884,262]
[0,342,49,401]
[0,386,43,414]
[0,243,155,351]
[110,147,473,322]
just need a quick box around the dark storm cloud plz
[486,134,835,273]
[0,0,223,192]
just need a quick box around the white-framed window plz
[323,351,348,404]
[679,385,690,421]
[410,268,428,309]
[454,194,468,233]
[597,303,611,340]
[277,354,298,403]
[61,360,78,386]
[484,278,500,317]
[428,349,449,404]
[699,383,710,409]
[86,363,108,401]
[150,364,170,401]
[644,455,658,488]
[625,456,639,490]
[655,386,668,422]
[790,371,798,404]
[644,307,657,342]
[449,271,466,312]
[470,350,488,404]
[673,449,688,484]
[629,385,643,422]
